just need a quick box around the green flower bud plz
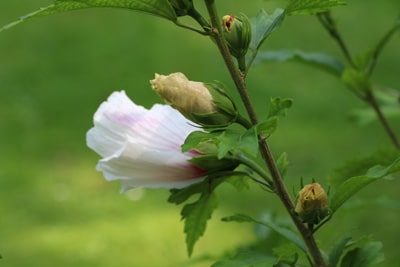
[150,72,238,127]
[222,14,252,59]
[295,183,329,225]
[168,0,194,17]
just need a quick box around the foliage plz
[1,0,400,266]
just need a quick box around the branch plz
[204,1,327,266]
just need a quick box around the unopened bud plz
[222,14,252,59]
[295,183,329,224]
[168,0,194,17]
[150,72,237,127]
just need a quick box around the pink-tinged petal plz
[86,91,206,190]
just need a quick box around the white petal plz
[86,91,205,190]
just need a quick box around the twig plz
[204,1,327,266]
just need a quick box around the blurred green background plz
[1,1,399,266]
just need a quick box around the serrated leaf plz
[330,157,400,214]
[250,8,285,51]
[212,250,276,267]
[340,241,384,267]
[268,97,293,118]
[168,181,206,205]
[182,192,218,256]
[328,236,352,267]
[222,214,307,253]
[286,0,346,16]
[255,50,345,77]
[1,0,177,32]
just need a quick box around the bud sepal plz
[150,72,238,127]
[222,14,252,61]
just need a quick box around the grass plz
[0,0,400,266]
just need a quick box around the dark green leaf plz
[328,236,352,267]
[212,250,276,267]
[189,154,239,172]
[340,241,384,267]
[250,8,285,51]
[1,0,177,32]
[256,50,345,77]
[268,97,293,118]
[182,192,218,256]
[286,0,346,16]
[330,157,400,214]
[222,214,307,253]
[168,181,206,205]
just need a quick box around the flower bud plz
[222,14,252,59]
[295,183,329,225]
[150,72,237,127]
[168,0,194,17]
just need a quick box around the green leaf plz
[353,49,374,71]
[330,157,400,214]
[239,127,259,157]
[328,236,352,267]
[255,50,345,77]
[168,181,206,205]
[216,128,259,158]
[273,243,300,265]
[268,97,293,118]
[212,250,277,267]
[328,146,400,188]
[222,214,307,253]
[286,0,346,16]
[349,105,400,126]
[249,8,285,51]
[341,68,371,96]
[181,130,219,153]
[1,0,177,32]
[256,117,278,136]
[181,192,218,257]
[276,152,289,178]
[340,241,384,267]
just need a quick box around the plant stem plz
[317,12,355,68]
[318,11,399,149]
[237,153,273,187]
[204,1,327,266]
[367,22,400,76]
[366,91,400,149]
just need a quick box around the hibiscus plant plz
[2,0,400,266]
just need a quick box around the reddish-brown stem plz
[204,1,327,266]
